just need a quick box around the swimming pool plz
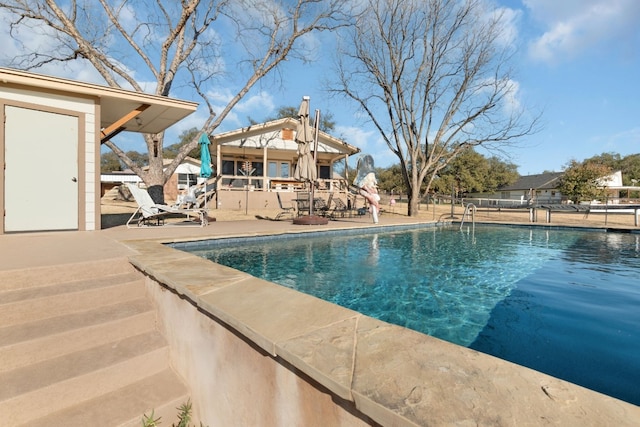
[183,225,640,406]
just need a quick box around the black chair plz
[330,197,349,218]
[275,192,295,220]
[295,192,311,216]
[314,193,333,217]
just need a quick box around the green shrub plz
[142,400,207,427]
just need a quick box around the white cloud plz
[502,78,522,114]
[490,6,522,48]
[235,91,276,114]
[595,127,640,153]
[524,0,640,63]
[205,88,277,129]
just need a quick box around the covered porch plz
[210,118,360,195]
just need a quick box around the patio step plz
[0,259,190,426]
[0,257,137,291]
[26,369,189,427]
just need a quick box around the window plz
[268,161,277,177]
[252,161,263,177]
[267,161,290,178]
[178,173,197,190]
[319,165,330,179]
[222,160,235,175]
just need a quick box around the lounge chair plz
[126,183,208,228]
[275,192,295,220]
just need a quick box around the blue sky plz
[2,0,639,175]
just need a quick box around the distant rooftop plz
[500,172,564,191]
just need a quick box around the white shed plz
[0,67,197,233]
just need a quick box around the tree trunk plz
[146,152,166,204]
[147,185,165,205]
[407,186,421,216]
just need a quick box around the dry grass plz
[100,196,638,229]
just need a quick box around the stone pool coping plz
[122,224,640,426]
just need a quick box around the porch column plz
[216,143,222,197]
[263,146,268,191]
[344,154,350,197]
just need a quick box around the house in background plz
[210,117,360,192]
[469,170,640,207]
[0,67,197,233]
[101,157,204,201]
[103,118,363,213]
[208,117,361,212]
[469,172,565,206]
[499,172,565,204]
[595,170,640,204]
[163,157,204,200]
[100,170,142,197]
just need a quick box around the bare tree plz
[330,0,540,215]
[1,0,349,202]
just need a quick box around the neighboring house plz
[203,117,362,213]
[100,170,142,197]
[501,172,565,204]
[163,157,204,201]
[103,120,363,212]
[469,170,640,206]
[595,171,640,204]
[469,172,565,206]
[0,67,197,233]
[210,118,360,192]
[101,157,204,201]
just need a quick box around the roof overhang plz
[211,117,360,156]
[0,67,198,142]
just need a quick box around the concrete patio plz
[1,214,639,426]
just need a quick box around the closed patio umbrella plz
[293,96,327,225]
[198,133,213,210]
[293,96,316,181]
[199,133,212,179]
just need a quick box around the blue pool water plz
[183,225,640,406]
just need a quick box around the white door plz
[4,106,79,232]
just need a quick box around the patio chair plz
[295,192,311,216]
[126,183,208,228]
[315,193,333,217]
[330,197,349,218]
[275,192,295,220]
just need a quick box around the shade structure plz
[293,96,327,225]
[199,133,212,178]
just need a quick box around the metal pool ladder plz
[460,203,477,231]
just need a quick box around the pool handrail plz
[460,203,477,231]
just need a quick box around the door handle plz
[71,177,77,182]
